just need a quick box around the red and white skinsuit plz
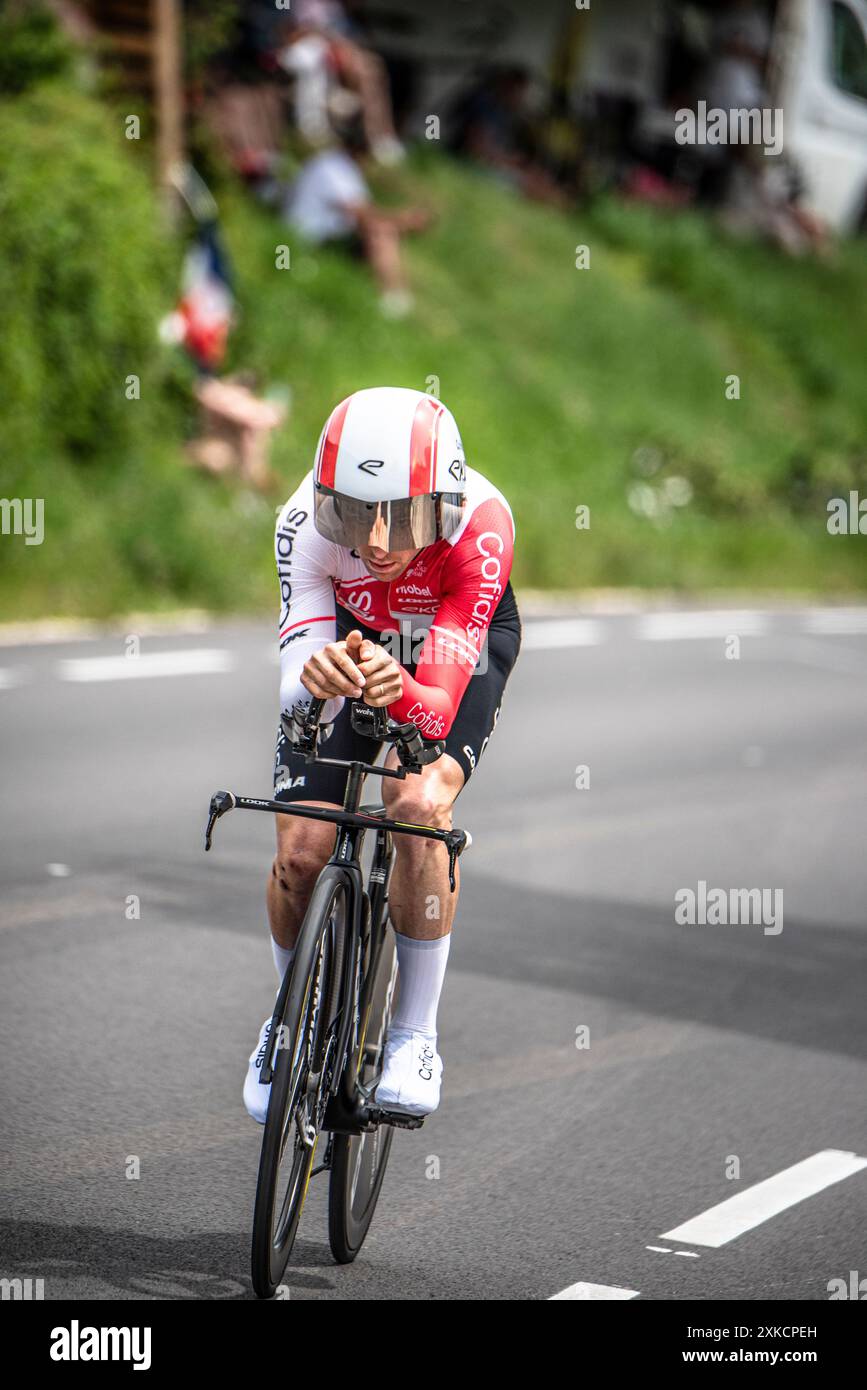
[275,467,515,738]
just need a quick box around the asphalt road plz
[1,605,866,1301]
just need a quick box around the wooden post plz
[153,0,183,192]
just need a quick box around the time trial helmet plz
[312,386,467,551]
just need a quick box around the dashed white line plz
[638,610,767,641]
[58,649,234,682]
[660,1149,867,1249]
[803,609,867,635]
[521,619,604,650]
[549,1281,640,1301]
[2,609,864,685]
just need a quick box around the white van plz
[772,0,867,231]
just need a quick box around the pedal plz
[367,1105,425,1130]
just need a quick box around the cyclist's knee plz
[272,813,335,894]
[383,776,454,831]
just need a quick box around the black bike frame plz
[204,726,468,1134]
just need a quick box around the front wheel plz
[328,928,398,1263]
[251,877,346,1298]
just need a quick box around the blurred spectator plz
[705,5,772,127]
[276,0,404,164]
[284,122,431,316]
[188,375,287,490]
[448,65,569,207]
[702,4,828,254]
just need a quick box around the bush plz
[0,4,72,96]
[0,81,180,473]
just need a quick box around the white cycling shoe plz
[375,1028,442,1116]
[243,1018,273,1124]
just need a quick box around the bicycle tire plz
[327,926,398,1263]
[251,874,347,1297]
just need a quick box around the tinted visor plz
[314,486,464,550]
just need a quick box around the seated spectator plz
[283,122,432,316]
[276,0,404,164]
[702,4,828,254]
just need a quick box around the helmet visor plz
[314,487,461,551]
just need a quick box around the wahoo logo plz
[358,459,385,475]
[50,1321,152,1370]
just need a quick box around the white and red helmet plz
[312,386,467,551]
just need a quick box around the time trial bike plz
[204,698,471,1298]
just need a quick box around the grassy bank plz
[2,85,866,621]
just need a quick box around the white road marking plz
[5,609,864,688]
[645,1246,700,1257]
[661,1149,867,1249]
[522,619,603,650]
[58,649,234,682]
[46,864,71,878]
[638,610,766,641]
[803,608,867,635]
[550,1281,640,1300]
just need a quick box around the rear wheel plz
[328,927,398,1263]
[251,878,346,1298]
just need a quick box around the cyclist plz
[244,386,521,1120]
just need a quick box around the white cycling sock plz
[391,931,451,1039]
[271,937,296,983]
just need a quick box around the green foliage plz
[0,4,72,96]
[2,105,866,621]
[223,157,867,597]
[0,77,245,619]
[0,82,179,468]
[184,0,243,81]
